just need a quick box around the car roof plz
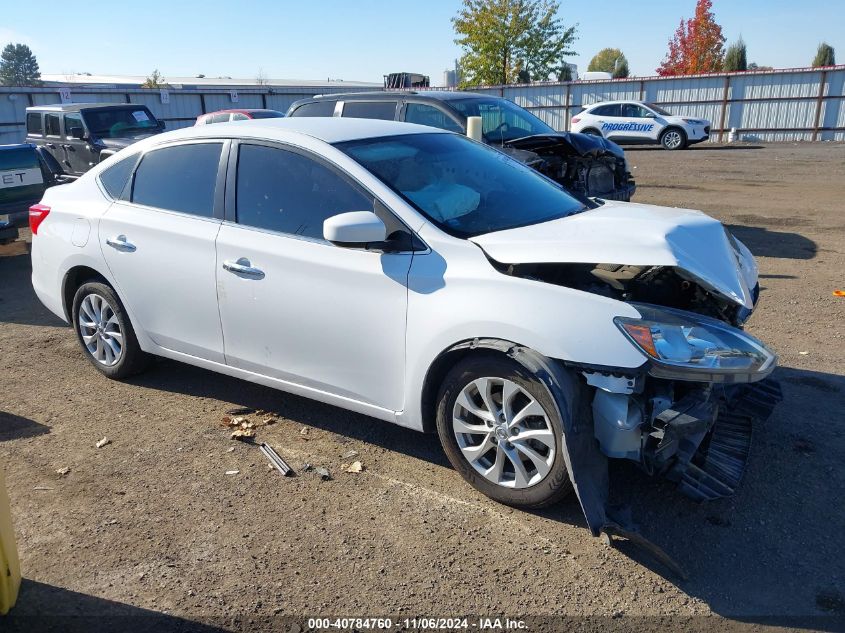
[26,103,147,112]
[303,90,495,103]
[204,109,283,115]
[585,100,647,107]
[156,116,446,145]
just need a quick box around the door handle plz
[61,144,75,151]
[222,257,265,279]
[45,142,56,149]
[106,235,136,252]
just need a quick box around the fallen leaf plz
[343,461,364,474]
[95,437,111,448]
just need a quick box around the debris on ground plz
[262,418,277,426]
[225,407,255,415]
[302,463,313,472]
[33,486,54,491]
[342,450,359,459]
[299,426,309,437]
[315,466,331,481]
[95,437,111,448]
[259,443,294,477]
[231,427,255,441]
[342,461,365,474]
[225,470,240,476]
[226,447,235,453]
[833,290,845,297]
[56,467,70,476]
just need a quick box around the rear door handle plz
[106,235,136,252]
[45,143,56,149]
[222,257,265,279]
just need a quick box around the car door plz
[215,141,412,411]
[42,113,64,166]
[617,103,659,142]
[61,112,96,175]
[99,140,228,362]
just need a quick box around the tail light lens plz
[571,117,581,124]
[29,204,50,235]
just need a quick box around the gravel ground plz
[1,142,844,632]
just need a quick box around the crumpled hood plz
[504,132,625,160]
[469,201,757,309]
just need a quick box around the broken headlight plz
[614,303,776,383]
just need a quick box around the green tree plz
[0,43,41,86]
[724,37,747,71]
[812,42,835,67]
[141,69,168,89]
[453,0,577,86]
[588,47,629,77]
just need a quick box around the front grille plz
[587,164,615,194]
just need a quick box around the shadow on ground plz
[0,253,66,327]
[727,224,817,259]
[4,580,232,633]
[0,412,50,441]
[623,144,764,152]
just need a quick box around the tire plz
[71,281,151,379]
[435,354,574,509]
[660,127,687,150]
[581,127,602,136]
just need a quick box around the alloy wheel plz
[78,293,124,367]
[663,130,683,149]
[452,377,556,489]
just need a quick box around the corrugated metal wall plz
[1,67,843,144]
[463,66,845,142]
[0,85,381,144]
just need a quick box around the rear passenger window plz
[404,103,463,133]
[210,113,231,123]
[132,143,222,216]
[45,114,61,136]
[592,104,621,117]
[26,113,42,135]
[236,144,372,240]
[99,153,138,199]
[290,101,336,117]
[341,101,397,121]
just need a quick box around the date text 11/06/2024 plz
[307,617,528,630]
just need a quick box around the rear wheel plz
[435,354,573,509]
[660,127,687,150]
[72,281,151,379]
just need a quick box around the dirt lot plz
[2,142,844,632]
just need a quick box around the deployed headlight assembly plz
[614,304,776,383]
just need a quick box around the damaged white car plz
[30,118,780,540]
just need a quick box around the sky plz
[1,0,843,85]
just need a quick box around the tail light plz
[29,204,50,235]
[571,117,581,124]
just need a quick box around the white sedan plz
[30,118,778,536]
[571,100,711,150]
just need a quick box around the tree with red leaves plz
[657,0,725,76]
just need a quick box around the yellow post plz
[0,467,21,615]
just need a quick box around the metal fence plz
[0,84,382,144]
[462,65,845,142]
[1,65,843,144]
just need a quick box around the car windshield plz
[449,97,555,144]
[83,108,160,138]
[644,103,672,116]
[336,133,586,239]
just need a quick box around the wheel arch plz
[420,338,564,433]
[660,125,687,147]
[61,264,112,321]
[581,127,603,136]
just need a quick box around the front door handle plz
[222,257,265,279]
[106,235,136,252]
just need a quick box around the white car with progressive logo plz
[571,101,710,150]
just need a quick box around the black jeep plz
[25,103,165,177]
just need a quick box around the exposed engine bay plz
[501,132,636,202]
[493,261,757,326]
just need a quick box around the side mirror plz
[158,120,166,130]
[324,211,386,246]
[69,126,85,139]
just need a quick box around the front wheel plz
[435,354,573,509]
[660,128,687,150]
[72,281,151,379]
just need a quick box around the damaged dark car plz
[287,91,636,202]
